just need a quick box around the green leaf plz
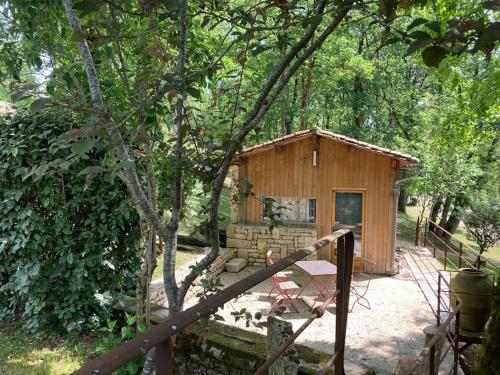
[406,38,432,55]
[384,37,400,46]
[421,46,447,67]
[307,15,323,26]
[78,166,106,176]
[186,87,202,100]
[30,98,51,114]
[163,0,182,9]
[425,21,441,35]
[406,17,428,31]
[73,0,101,16]
[71,139,94,156]
[408,30,432,40]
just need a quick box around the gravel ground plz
[193,261,436,374]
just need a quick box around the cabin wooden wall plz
[237,136,400,274]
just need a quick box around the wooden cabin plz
[226,129,418,274]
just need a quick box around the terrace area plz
[182,251,436,374]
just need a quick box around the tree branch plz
[163,0,189,313]
[62,0,169,241]
[176,1,354,303]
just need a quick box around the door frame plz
[330,188,367,266]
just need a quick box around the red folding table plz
[295,260,337,304]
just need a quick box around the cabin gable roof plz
[238,128,419,167]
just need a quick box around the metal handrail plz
[73,229,355,375]
[423,218,497,270]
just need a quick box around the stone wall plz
[226,224,318,265]
[206,248,236,279]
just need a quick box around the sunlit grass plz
[0,322,96,375]
[397,206,499,270]
[152,251,200,281]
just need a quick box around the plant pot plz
[450,268,493,333]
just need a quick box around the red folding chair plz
[350,258,375,311]
[266,250,301,313]
[266,250,293,297]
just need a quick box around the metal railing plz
[401,271,462,375]
[73,229,355,375]
[422,218,497,271]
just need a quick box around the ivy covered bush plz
[0,110,141,332]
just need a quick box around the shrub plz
[464,195,500,258]
[0,110,141,332]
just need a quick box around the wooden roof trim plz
[238,128,419,165]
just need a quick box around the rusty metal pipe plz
[254,292,339,375]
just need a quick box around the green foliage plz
[464,195,500,254]
[94,313,145,375]
[0,110,141,332]
[474,275,500,375]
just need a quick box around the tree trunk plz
[443,195,467,237]
[175,2,354,306]
[398,186,407,213]
[163,0,189,315]
[353,74,364,128]
[299,57,315,130]
[429,198,442,232]
[436,195,452,236]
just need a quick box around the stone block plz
[257,239,268,253]
[237,248,248,259]
[225,258,247,273]
[280,246,287,259]
[226,238,251,248]
[226,226,236,238]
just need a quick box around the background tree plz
[464,195,500,265]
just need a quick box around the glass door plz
[333,191,364,257]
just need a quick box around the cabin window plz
[263,197,317,224]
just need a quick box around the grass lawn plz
[152,250,200,280]
[396,206,421,245]
[397,206,499,270]
[0,321,96,375]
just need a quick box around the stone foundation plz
[206,248,236,279]
[225,224,318,265]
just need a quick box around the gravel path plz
[202,261,436,374]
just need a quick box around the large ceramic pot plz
[450,268,493,333]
